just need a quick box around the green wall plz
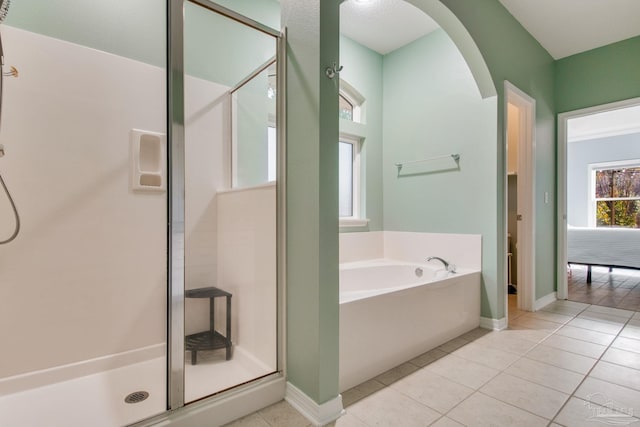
[382,28,498,317]
[8,0,281,189]
[214,0,280,30]
[338,0,557,318]
[184,1,277,86]
[233,71,273,188]
[339,35,384,232]
[283,0,341,405]
[439,0,557,306]
[5,0,280,86]
[556,35,640,113]
[4,0,166,67]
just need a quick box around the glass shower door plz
[171,0,280,404]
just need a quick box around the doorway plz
[557,98,640,310]
[505,82,536,319]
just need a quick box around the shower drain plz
[124,391,149,404]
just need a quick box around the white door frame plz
[505,81,536,313]
[556,96,640,300]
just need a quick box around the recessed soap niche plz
[130,129,166,193]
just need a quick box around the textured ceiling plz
[341,0,640,59]
[340,0,439,55]
[498,0,640,59]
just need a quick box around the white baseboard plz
[285,382,345,427]
[0,343,165,396]
[535,292,557,311]
[480,316,507,331]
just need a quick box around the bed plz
[567,225,640,283]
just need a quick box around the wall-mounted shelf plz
[395,153,460,176]
[130,129,166,192]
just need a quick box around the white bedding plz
[567,225,640,269]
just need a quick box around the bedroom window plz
[591,161,640,228]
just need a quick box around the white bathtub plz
[339,259,481,391]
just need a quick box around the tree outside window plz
[594,165,640,228]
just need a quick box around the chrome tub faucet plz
[427,256,457,273]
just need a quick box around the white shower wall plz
[0,26,167,379]
[216,184,277,371]
[0,25,249,382]
[183,75,229,335]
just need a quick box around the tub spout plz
[427,256,457,273]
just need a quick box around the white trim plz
[568,124,640,143]
[217,181,276,194]
[339,217,370,228]
[505,81,536,313]
[339,134,363,221]
[557,96,640,301]
[0,344,165,396]
[534,292,557,311]
[230,90,239,187]
[285,382,345,427]
[339,78,365,124]
[480,316,508,331]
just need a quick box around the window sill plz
[339,218,370,228]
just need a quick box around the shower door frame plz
[167,0,286,412]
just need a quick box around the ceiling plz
[497,0,640,59]
[340,0,640,59]
[340,0,439,55]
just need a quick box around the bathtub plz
[339,259,481,391]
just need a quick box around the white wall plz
[183,76,230,335]
[216,184,277,370]
[339,231,481,270]
[0,25,237,380]
[0,27,167,378]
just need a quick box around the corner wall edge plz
[285,382,345,427]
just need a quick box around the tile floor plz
[568,265,640,311]
[225,299,640,427]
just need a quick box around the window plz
[338,80,367,227]
[339,95,354,121]
[339,79,365,123]
[339,135,361,221]
[590,160,640,228]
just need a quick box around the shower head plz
[0,0,10,23]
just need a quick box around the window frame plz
[588,159,640,227]
[339,134,367,227]
[339,79,365,124]
[338,79,368,227]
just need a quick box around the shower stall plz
[0,1,285,426]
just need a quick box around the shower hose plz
[0,25,20,245]
[0,170,19,244]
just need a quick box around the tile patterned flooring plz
[568,265,640,311]
[225,299,640,427]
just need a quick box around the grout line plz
[475,388,553,423]
[429,331,543,424]
[547,304,638,425]
[340,301,640,427]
